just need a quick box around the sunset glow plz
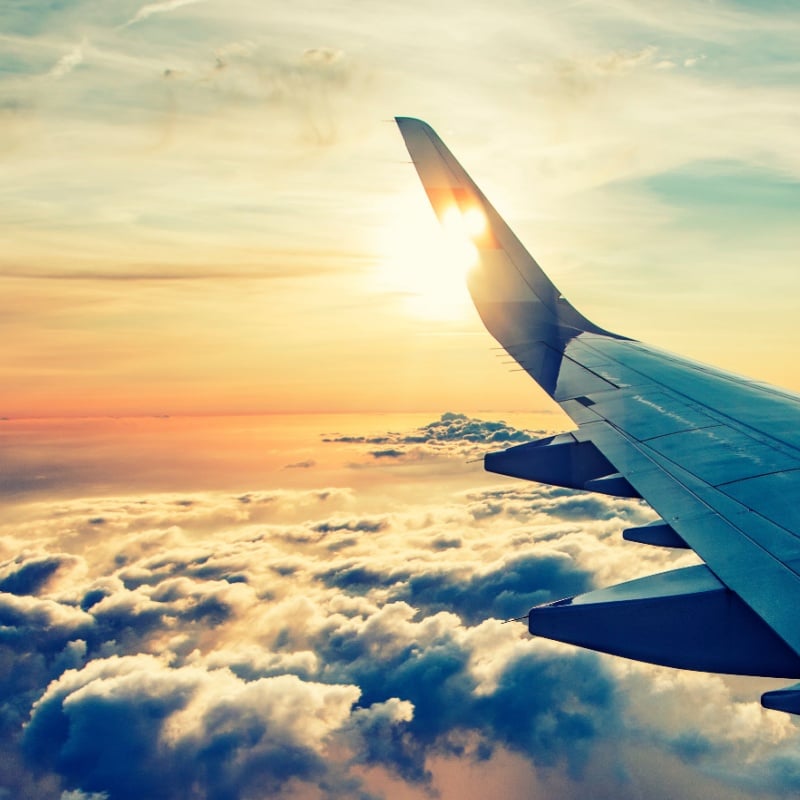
[4,4,800,796]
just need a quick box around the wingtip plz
[394,116,432,133]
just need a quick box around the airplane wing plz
[395,116,800,714]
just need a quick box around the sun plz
[375,192,484,319]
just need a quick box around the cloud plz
[24,655,383,799]
[0,554,70,595]
[283,459,316,469]
[397,552,592,623]
[370,448,405,459]
[123,0,207,27]
[0,593,94,647]
[48,43,85,80]
[313,517,388,534]
[320,551,591,625]
[302,601,618,783]
[327,413,542,467]
[399,412,537,446]
[0,416,798,798]
[325,412,535,447]
[304,47,343,65]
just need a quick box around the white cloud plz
[2,414,798,799]
[48,42,85,79]
[61,790,109,800]
[124,0,207,27]
[27,654,385,798]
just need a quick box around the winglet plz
[395,117,616,353]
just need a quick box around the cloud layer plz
[1,414,798,799]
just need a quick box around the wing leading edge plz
[396,116,800,714]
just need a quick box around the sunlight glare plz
[374,193,482,319]
[441,204,487,240]
[462,206,487,237]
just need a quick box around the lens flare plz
[374,194,479,319]
[441,205,487,241]
[462,207,487,237]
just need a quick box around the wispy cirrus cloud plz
[47,41,85,79]
[123,0,207,28]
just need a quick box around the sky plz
[4,1,800,798]
[4,0,800,416]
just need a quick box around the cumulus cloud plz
[320,550,591,625]
[24,656,380,800]
[0,415,797,799]
[326,412,541,466]
[0,554,69,595]
[327,412,535,447]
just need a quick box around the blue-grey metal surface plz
[529,565,800,677]
[623,521,689,549]
[396,117,800,693]
[484,435,616,490]
[762,683,800,714]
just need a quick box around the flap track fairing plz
[623,521,690,549]
[529,565,800,678]
[485,434,639,497]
